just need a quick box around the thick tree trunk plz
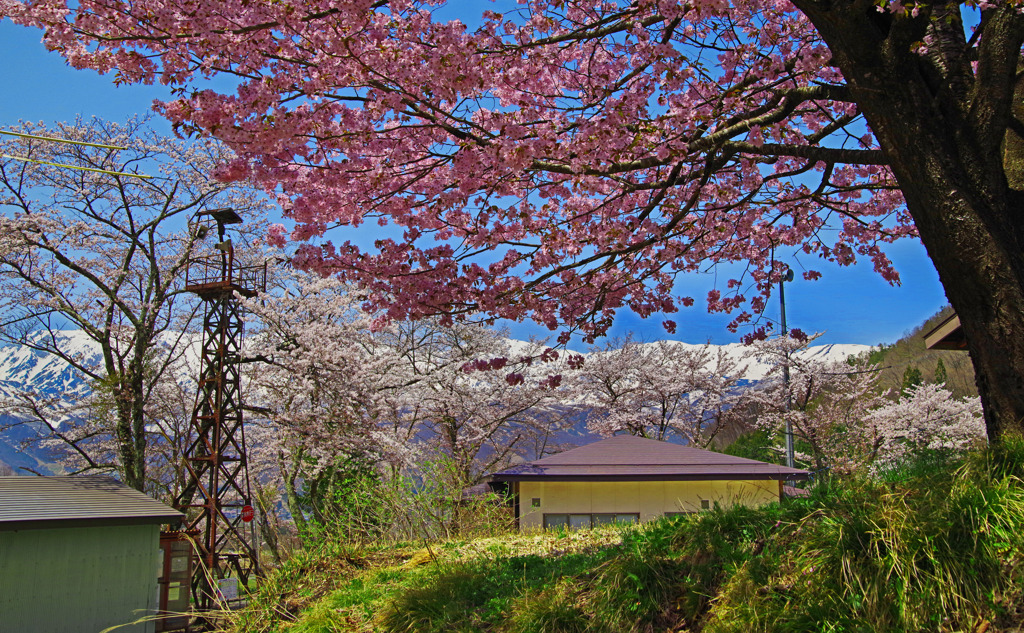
[115,369,147,492]
[795,1,1024,441]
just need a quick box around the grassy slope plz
[227,440,1024,633]
[223,528,634,633]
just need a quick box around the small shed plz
[488,435,810,530]
[0,475,183,633]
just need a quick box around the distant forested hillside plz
[856,306,976,399]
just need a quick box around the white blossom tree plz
[241,270,568,540]
[749,336,889,473]
[0,117,272,491]
[240,269,409,537]
[750,336,985,474]
[862,383,985,470]
[382,320,570,483]
[578,338,754,447]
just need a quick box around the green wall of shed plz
[0,523,161,633]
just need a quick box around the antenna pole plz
[780,268,795,470]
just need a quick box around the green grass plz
[221,538,417,632]
[703,438,1024,632]
[379,549,622,633]
[225,438,1024,633]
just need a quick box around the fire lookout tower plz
[176,208,266,610]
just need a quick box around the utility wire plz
[0,129,151,178]
[0,129,128,150]
[0,154,152,179]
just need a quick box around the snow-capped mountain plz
[527,340,871,381]
[0,331,102,474]
[0,330,202,475]
[0,329,206,405]
[0,329,100,402]
[707,341,870,380]
[788,342,872,366]
[0,330,872,405]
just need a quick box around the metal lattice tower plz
[176,208,266,611]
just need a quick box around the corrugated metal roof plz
[0,475,183,531]
[490,435,810,482]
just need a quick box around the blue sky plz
[0,21,950,348]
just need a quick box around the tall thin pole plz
[780,269,795,469]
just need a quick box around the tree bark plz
[281,450,311,546]
[794,0,1024,441]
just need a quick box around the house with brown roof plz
[488,435,810,530]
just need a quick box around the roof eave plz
[0,513,184,532]
[489,472,811,483]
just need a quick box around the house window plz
[543,513,568,529]
[700,499,711,510]
[531,498,541,508]
[592,513,622,526]
[569,514,591,530]
[543,513,639,530]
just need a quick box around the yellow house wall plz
[517,479,780,530]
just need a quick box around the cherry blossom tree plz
[381,319,569,483]
[578,338,753,447]
[8,1,1024,441]
[751,337,888,473]
[239,269,410,537]
[751,336,985,473]
[862,383,986,469]
[241,269,567,539]
[0,117,271,490]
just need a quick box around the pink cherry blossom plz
[3,0,914,342]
